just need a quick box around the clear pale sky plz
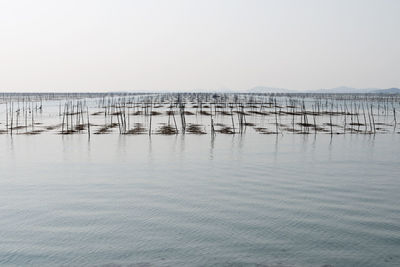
[0,0,399,92]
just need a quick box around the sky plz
[0,0,399,92]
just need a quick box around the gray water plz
[0,134,399,266]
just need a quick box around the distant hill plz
[248,86,295,93]
[245,86,400,94]
[308,86,400,94]
[309,86,376,94]
[369,88,400,94]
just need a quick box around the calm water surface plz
[0,134,399,266]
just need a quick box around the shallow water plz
[0,133,399,266]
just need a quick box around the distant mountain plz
[245,86,400,94]
[369,88,400,94]
[248,86,295,93]
[309,86,377,94]
[310,86,400,94]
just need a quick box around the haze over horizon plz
[1,0,399,92]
